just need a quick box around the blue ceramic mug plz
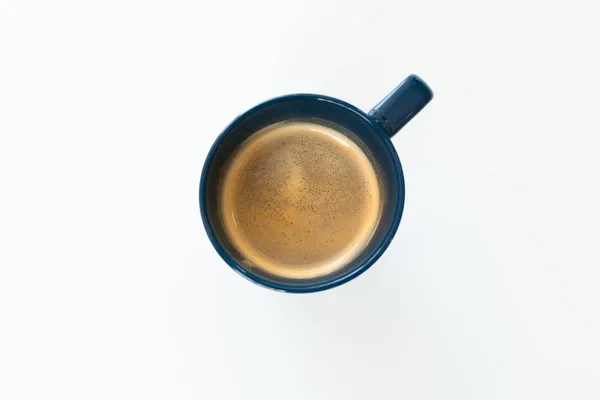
[200,75,433,292]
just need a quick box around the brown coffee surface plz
[220,121,380,279]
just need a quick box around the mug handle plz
[368,74,434,137]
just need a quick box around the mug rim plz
[199,93,405,293]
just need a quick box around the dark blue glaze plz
[199,75,433,293]
[369,75,434,137]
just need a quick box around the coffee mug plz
[200,75,433,292]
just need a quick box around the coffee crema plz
[219,121,380,279]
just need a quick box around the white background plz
[1,0,599,399]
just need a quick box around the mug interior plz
[200,95,404,292]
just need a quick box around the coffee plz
[219,121,380,279]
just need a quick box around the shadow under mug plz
[200,75,433,293]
